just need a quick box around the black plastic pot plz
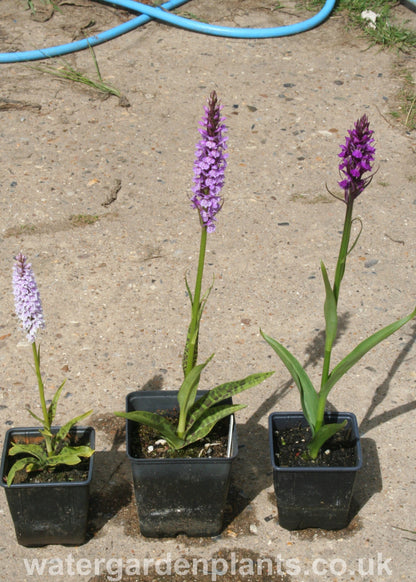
[269,412,362,530]
[126,390,238,537]
[0,426,95,546]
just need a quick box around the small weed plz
[174,11,209,23]
[26,0,60,15]
[19,224,37,233]
[290,193,334,204]
[31,44,126,102]
[390,65,416,130]
[4,215,102,238]
[301,0,416,51]
[70,214,100,226]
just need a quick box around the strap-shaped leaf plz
[47,379,67,426]
[307,421,348,459]
[182,276,214,377]
[40,427,54,438]
[322,306,416,399]
[321,260,338,353]
[187,370,274,430]
[182,325,199,378]
[261,330,319,431]
[183,403,245,447]
[25,407,45,426]
[54,409,93,446]
[177,354,214,428]
[115,410,184,449]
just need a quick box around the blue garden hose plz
[401,0,416,12]
[0,0,336,63]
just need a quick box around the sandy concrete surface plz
[0,1,415,581]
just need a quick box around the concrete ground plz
[0,1,415,580]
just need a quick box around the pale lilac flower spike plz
[13,253,45,343]
[191,91,228,233]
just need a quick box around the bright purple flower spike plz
[338,114,375,203]
[191,91,228,232]
[13,253,45,343]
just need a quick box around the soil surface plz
[132,412,230,459]
[1,1,416,581]
[271,421,357,468]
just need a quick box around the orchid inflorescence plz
[13,253,45,344]
[262,115,416,459]
[191,90,228,233]
[338,114,375,203]
[116,91,273,450]
[6,254,93,486]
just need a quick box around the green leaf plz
[47,379,66,425]
[307,421,348,459]
[261,330,319,430]
[7,443,46,461]
[40,427,54,438]
[182,275,213,377]
[114,410,184,449]
[184,272,194,306]
[183,403,245,447]
[54,409,93,446]
[183,273,197,376]
[182,324,199,378]
[187,370,274,430]
[69,445,95,458]
[25,407,45,426]
[177,354,214,425]
[6,457,36,486]
[322,306,416,399]
[321,260,338,352]
[46,445,94,467]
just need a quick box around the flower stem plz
[333,199,354,305]
[317,200,354,430]
[32,342,53,456]
[184,224,207,378]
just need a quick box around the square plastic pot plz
[269,412,362,530]
[1,426,95,546]
[125,390,237,537]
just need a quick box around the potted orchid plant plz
[0,253,95,546]
[115,91,273,537]
[262,115,416,530]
